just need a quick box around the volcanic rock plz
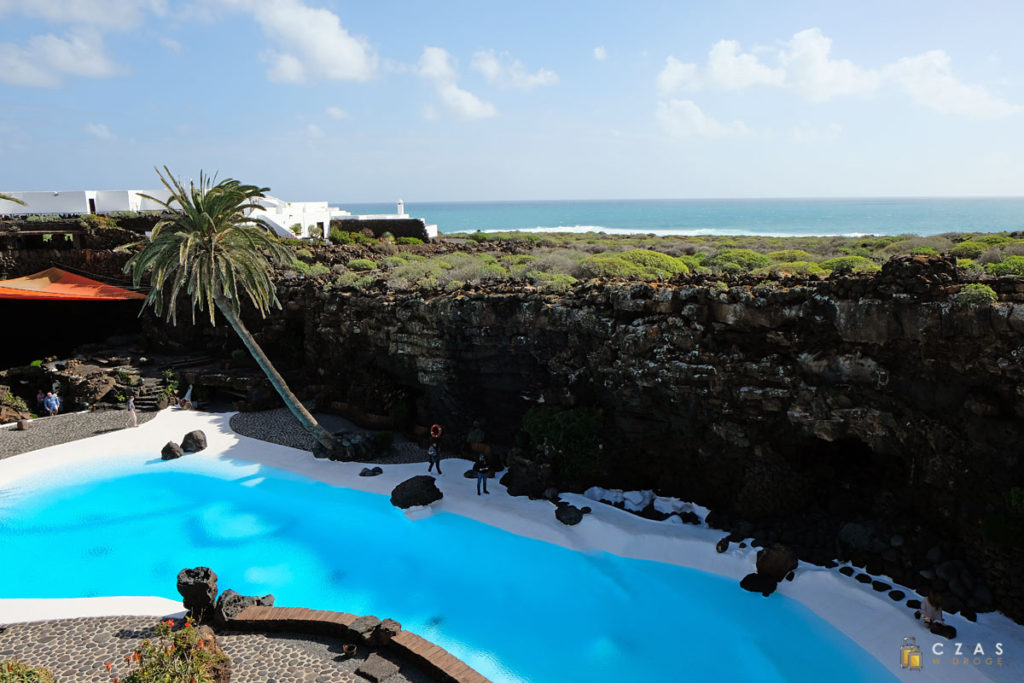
[390,475,442,509]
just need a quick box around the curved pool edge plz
[0,408,1019,682]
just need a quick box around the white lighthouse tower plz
[397,199,405,216]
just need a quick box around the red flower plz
[105,662,111,671]
[183,622,192,629]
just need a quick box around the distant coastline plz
[337,197,1024,237]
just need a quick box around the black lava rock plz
[740,572,778,597]
[161,441,183,460]
[359,466,383,477]
[555,504,584,526]
[390,475,443,509]
[176,566,218,622]
[214,589,274,626]
[181,430,207,453]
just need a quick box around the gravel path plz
[0,409,156,461]
[0,617,432,683]
[229,408,436,465]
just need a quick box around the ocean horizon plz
[337,197,1024,238]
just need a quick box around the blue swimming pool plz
[0,452,896,682]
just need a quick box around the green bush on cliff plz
[955,283,998,305]
[329,227,355,244]
[576,249,688,281]
[754,261,827,278]
[396,236,423,245]
[706,248,772,273]
[911,246,940,256]
[529,271,577,292]
[950,241,988,259]
[984,255,1024,276]
[521,406,604,483]
[767,249,815,263]
[617,249,690,276]
[291,260,330,278]
[819,255,880,274]
[347,258,376,271]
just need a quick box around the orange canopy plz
[0,267,146,301]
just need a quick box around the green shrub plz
[984,255,1024,276]
[819,255,880,274]
[3,393,29,412]
[29,360,42,368]
[294,248,313,259]
[291,260,330,277]
[289,223,302,236]
[955,283,997,305]
[444,279,465,292]
[617,249,690,276]
[529,271,578,292]
[950,240,988,259]
[706,248,772,272]
[396,236,424,245]
[837,246,872,258]
[521,406,604,483]
[467,231,490,242]
[117,618,227,683]
[78,213,118,229]
[767,249,815,263]
[329,227,356,244]
[577,253,649,280]
[756,261,827,277]
[0,659,55,682]
[911,246,940,256]
[347,258,376,271]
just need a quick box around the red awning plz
[0,267,146,301]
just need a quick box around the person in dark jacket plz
[474,454,490,495]
[427,443,443,474]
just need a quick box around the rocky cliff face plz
[247,256,1024,623]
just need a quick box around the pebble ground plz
[0,617,433,683]
[0,409,155,461]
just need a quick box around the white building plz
[0,190,436,240]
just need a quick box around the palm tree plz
[124,167,337,452]
[0,193,26,206]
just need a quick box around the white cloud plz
[656,99,749,139]
[304,123,324,138]
[470,49,558,90]
[0,0,165,30]
[326,105,349,120]
[0,31,116,87]
[418,46,457,82]
[593,46,607,61]
[159,37,182,53]
[778,29,879,100]
[84,122,113,139]
[657,28,1020,118]
[707,40,784,90]
[885,50,1023,119]
[223,0,377,83]
[417,47,496,120]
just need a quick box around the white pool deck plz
[0,408,1020,682]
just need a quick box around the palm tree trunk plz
[214,295,337,452]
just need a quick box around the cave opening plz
[790,436,909,521]
[1,299,144,366]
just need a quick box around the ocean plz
[339,197,1024,237]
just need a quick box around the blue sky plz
[2,0,1023,202]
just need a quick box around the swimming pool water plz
[0,453,896,682]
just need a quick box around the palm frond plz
[124,167,282,326]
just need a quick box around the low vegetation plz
[0,660,54,683]
[107,618,227,683]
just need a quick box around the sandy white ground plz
[0,408,1020,682]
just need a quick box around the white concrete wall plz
[0,191,91,215]
[256,197,331,238]
[0,189,172,215]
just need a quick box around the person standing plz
[125,396,137,428]
[427,443,443,474]
[474,454,490,495]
